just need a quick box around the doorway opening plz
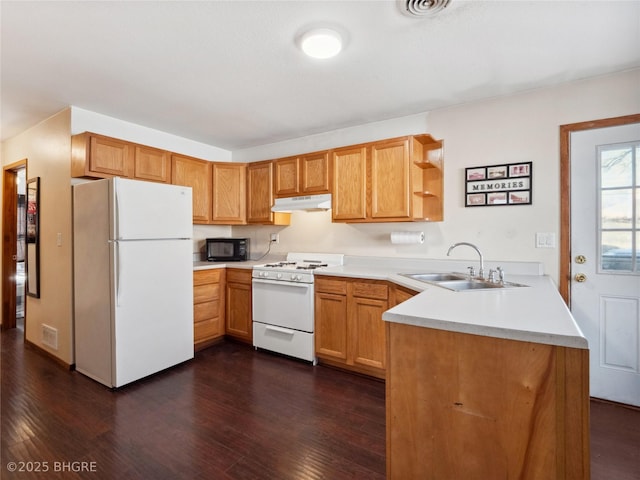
[2,160,27,332]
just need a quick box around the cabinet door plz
[171,154,212,224]
[225,269,252,343]
[134,145,170,183]
[274,157,300,197]
[89,135,133,177]
[348,296,387,371]
[332,146,367,221]
[315,292,348,361]
[370,138,411,219]
[247,161,274,224]
[301,151,330,194]
[212,163,246,224]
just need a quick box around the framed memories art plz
[465,161,532,207]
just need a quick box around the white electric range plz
[251,253,344,363]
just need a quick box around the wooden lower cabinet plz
[225,268,253,344]
[315,276,388,379]
[193,269,225,350]
[386,323,590,479]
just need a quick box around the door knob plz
[575,255,586,264]
[574,273,587,283]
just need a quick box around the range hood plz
[271,193,332,212]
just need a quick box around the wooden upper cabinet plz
[247,161,274,223]
[332,134,444,223]
[171,154,212,224]
[332,146,368,221]
[274,157,300,197]
[133,145,171,183]
[247,161,290,225]
[212,163,246,225]
[370,138,411,219]
[72,132,171,182]
[72,132,133,178]
[274,151,330,198]
[301,151,330,194]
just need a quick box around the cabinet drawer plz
[351,282,388,300]
[194,317,222,340]
[227,268,251,284]
[194,300,220,323]
[315,277,347,295]
[193,269,222,286]
[193,283,220,304]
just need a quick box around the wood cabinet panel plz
[171,154,212,224]
[332,146,368,221]
[133,145,170,183]
[274,157,300,197]
[71,132,133,178]
[391,285,418,306]
[314,275,386,378]
[275,152,330,198]
[212,163,246,224]
[193,269,225,350]
[386,324,590,479]
[349,296,387,370]
[247,161,274,223]
[315,292,348,361]
[225,268,252,343]
[331,134,444,223]
[370,138,411,219]
[301,151,330,194]
[247,161,290,225]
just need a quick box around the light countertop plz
[317,264,588,350]
[193,256,587,350]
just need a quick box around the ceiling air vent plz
[399,0,451,17]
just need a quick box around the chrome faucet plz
[447,242,484,279]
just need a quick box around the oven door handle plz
[252,278,312,289]
[265,325,296,336]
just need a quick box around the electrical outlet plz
[270,233,279,244]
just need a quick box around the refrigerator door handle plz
[115,242,122,307]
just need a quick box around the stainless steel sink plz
[403,273,467,282]
[399,272,528,292]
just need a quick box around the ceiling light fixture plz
[300,28,342,59]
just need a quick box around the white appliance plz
[271,193,332,212]
[252,253,344,363]
[73,177,194,388]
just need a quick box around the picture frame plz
[465,161,532,207]
[25,177,40,298]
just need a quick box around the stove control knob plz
[276,273,282,279]
[291,274,299,281]
[260,271,268,278]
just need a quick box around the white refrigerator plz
[73,177,194,388]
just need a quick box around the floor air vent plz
[399,0,451,17]
[42,324,58,350]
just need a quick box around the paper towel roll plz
[390,231,425,244]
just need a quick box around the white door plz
[112,177,192,240]
[571,123,640,407]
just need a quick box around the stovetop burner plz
[296,263,328,270]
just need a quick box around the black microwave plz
[206,238,249,262]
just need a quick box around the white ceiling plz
[2,0,639,150]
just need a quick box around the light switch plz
[535,232,556,248]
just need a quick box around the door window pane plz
[599,142,638,273]
[601,146,632,188]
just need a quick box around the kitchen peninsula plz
[378,271,589,480]
[195,255,590,479]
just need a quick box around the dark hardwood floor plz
[2,328,639,479]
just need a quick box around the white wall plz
[233,70,640,283]
[71,107,232,162]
